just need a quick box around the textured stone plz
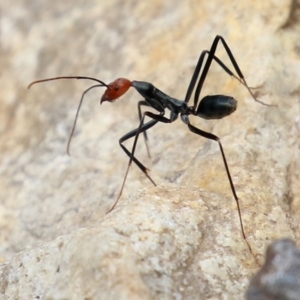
[1,0,300,299]
[0,186,255,299]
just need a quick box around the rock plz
[1,0,300,299]
[246,238,300,300]
[0,186,256,299]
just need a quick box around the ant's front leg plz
[137,100,152,158]
[107,111,174,214]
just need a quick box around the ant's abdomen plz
[196,95,237,119]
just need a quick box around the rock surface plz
[1,0,300,299]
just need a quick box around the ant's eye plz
[114,85,119,91]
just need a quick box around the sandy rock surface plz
[1,0,300,299]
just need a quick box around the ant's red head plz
[100,78,132,104]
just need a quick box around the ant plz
[28,35,274,255]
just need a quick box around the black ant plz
[28,35,274,255]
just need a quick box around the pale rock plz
[0,0,299,299]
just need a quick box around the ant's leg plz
[185,50,210,105]
[207,52,244,84]
[119,118,159,184]
[138,100,152,158]
[129,112,173,167]
[194,35,273,107]
[185,50,253,106]
[107,112,173,213]
[106,118,158,214]
[181,114,253,255]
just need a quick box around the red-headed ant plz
[28,35,274,255]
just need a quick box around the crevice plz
[283,163,297,239]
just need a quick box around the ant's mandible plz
[28,35,274,254]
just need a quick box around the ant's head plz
[100,78,132,104]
